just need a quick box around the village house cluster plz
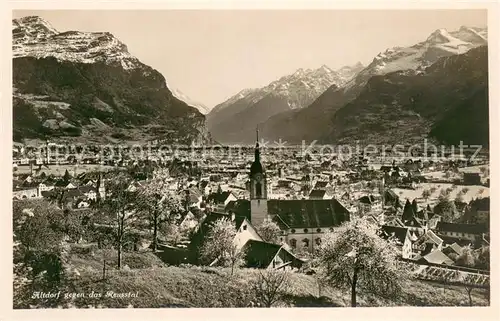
[12,136,490,274]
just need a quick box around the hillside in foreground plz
[17,249,489,309]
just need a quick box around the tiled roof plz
[379,225,408,244]
[358,195,376,204]
[242,239,303,269]
[436,222,487,235]
[442,242,463,256]
[267,199,350,229]
[314,181,329,189]
[421,250,454,265]
[225,199,251,221]
[242,240,282,268]
[309,190,326,199]
[79,186,96,193]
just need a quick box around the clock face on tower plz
[254,174,262,182]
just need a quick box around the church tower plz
[249,128,268,226]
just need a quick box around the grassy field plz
[43,249,490,309]
[393,182,489,206]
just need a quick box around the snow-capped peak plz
[213,64,356,113]
[425,28,456,44]
[12,16,140,70]
[450,26,488,44]
[171,88,211,114]
[343,26,487,93]
[12,15,58,35]
[320,64,334,73]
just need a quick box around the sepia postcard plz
[1,1,499,321]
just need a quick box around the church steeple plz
[249,126,268,225]
[250,127,264,177]
[254,128,260,163]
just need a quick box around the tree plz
[252,270,290,307]
[63,169,71,182]
[434,194,458,222]
[101,173,138,268]
[422,189,431,201]
[317,218,408,307]
[13,199,68,308]
[454,271,476,306]
[255,218,281,244]
[13,199,65,253]
[452,245,481,306]
[476,246,490,270]
[200,219,245,276]
[138,169,182,251]
[454,193,465,204]
[455,245,477,268]
[160,221,182,245]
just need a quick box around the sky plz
[13,10,487,108]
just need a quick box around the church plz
[246,131,351,252]
[189,133,351,269]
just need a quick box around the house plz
[418,250,454,265]
[358,195,382,214]
[185,188,204,209]
[463,172,481,185]
[313,181,329,190]
[225,200,251,219]
[308,189,332,200]
[464,198,490,225]
[78,186,98,201]
[178,210,199,231]
[412,229,443,258]
[378,225,412,259]
[400,199,430,233]
[76,199,91,208]
[277,179,293,189]
[13,187,39,200]
[435,222,487,242]
[199,180,211,196]
[188,212,262,264]
[37,182,54,197]
[384,189,402,209]
[241,239,304,270]
[54,180,77,189]
[441,242,464,259]
[207,190,237,207]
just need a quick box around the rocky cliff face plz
[12,16,208,144]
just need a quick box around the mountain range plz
[248,26,488,145]
[259,27,487,144]
[12,16,209,144]
[207,63,364,144]
[12,17,489,147]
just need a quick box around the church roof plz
[268,199,350,229]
